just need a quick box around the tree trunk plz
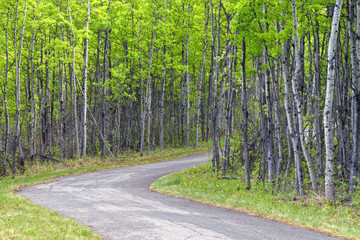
[12,0,28,176]
[102,27,110,155]
[323,0,343,201]
[146,0,157,155]
[313,12,324,178]
[159,0,167,151]
[242,38,251,190]
[291,0,318,193]
[281,23,304,195]
[223,12,235,173]
[349,0,360,192]
[82,0,91,157]
[263,47,273,183]
[185,4,191,147]
[195,3,208,148]
[2,8,10,175]
[68,0,81,159]
[211,0,221,171]
[30,5,37,161]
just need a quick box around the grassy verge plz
[0,143,211,240]
[151,163,360,240]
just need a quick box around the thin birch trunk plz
[82,0,90,157]
[12,0,28,176]
[209,0,218,170]
[195,5,207,147]
[283,128,293,186]
[223,14,235,173]
[349,0,360,191]
[324,0,343,201]
[281,15,304,194]
[291,0,318,193]
[185,3,191,147]
[242,38,250,190]
[207,0,215,143]
[139,22,146,156]
[256,57,267,186]
[159,0,167,151]
[3,8,10,175]
[102,27,109,155]
[116,80,123,156]
[211,0,221,171]
[263,47,273,183]
[30,5,36,161]
[146,1,157,155]
[313,13,324,178]
[68,0,81,159]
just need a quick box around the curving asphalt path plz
[19,153,339,240]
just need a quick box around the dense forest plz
[0,0,359,201]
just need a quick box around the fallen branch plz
[35,153,67,166]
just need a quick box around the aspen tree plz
[2,7,10,175]
[349,0,360,192]
[291,0,318,193]
[12,0,27,176]
[82,0,91,157]
[195,1,208,148]
[242,38,250,190]
[68,0,81,159]
[324,0,344,201]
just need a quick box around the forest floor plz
[0,143,211,239]
[151,164,360,240]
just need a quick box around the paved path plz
[19,153,339,240]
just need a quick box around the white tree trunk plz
[281,12,304,194]
[3,8,10,174]
[12,0,28,176]
[195,8,207,147]
[291,0,318,193]
[82,0,90,157]
[324,0,343,201]
[68,0,81,159]
[242,38,250,189]
[185,3,191,147]
[146,0,157,155]
[159,0,167,151]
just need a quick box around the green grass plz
[0,143,211,240]
[151,163,360,240]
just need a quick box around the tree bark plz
[242,38,251,190]
[263,47,273,183]
[12,0,28,176]
[195,5,207,148]
[323,0,343,201]
[2,8,11,175]
[185,3,191,147]
[68,0,81,159]
[82,0,91,157]
[102,27,110,155]
[146,0,157,155]
[291,0,318,193]
[349,0,360,192]
[281,16,304,194]
[159,0,167,151]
